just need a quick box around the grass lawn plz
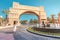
[27,27,60,36]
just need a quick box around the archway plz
[19,11,40,27]
[8,2,47,26]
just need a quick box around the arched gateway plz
[8,2,47,26]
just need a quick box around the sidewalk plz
[0,33,14,40]
[0,26,13,29]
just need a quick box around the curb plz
[27,29,60,39]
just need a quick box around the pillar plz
[39,6,47,23]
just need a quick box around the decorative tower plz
[58,13,60,24]
[39,6,47,23]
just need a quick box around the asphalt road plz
[13,26,60,40]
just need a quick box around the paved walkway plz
[0,27,14,40]
[0,33,14,40]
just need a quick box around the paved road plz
[14,26,60,40]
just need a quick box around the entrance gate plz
[8,2,47,26]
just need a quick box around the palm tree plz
[33,19,39,24]
[51,14,55,23]
[47,17,50,21]
[2,9,9,23]
[0,16,3,26]
[20,20,27,24]
[29,19,33,24]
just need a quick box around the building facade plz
[8,2,47,26]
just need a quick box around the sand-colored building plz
[8,2,47,26]
[58,13,60,23]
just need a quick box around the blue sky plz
[20,14,38,21]
[0,0,60,20]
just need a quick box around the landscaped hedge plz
[32,27,60,33]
